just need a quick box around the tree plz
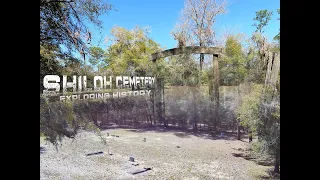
[234,9,280,173]
[104,26,163,77]
[40,0,114,145]
[252,10,273,34]
[61,56,83,76]
[273,9,280,43]
[167,55,199,86]
[245,32,271,84]
[171,0,227,131]
[235,84,263,135]
[259,89,280,174]
[40,45,63,93]
[235,84,280,174]
[220,34,248,139]
[89,46,105,73]
[220,34,248,86]
[236,38,280,175]
[249,10,274,81]
[172,0,227,71]
[40,0,113,63]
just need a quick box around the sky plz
[87,0,280,51]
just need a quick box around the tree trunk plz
[265,52,280,91]
[274,145,280,173]
[200,53,204,71]
[91,112,99,128]
[106,105,109,125]
[237,122,241,140]
[264,52,273,88]
[270,53,280,89]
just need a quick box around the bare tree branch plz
[40,0,74,5]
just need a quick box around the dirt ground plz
[40,128,273,180]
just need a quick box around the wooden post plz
[162,79,166,126]
[192,87,197,131]
[152,58,165,126]
[212,54,220,131]
[152,60,157,125]
[156,77,165,126]
[237,81,242,140]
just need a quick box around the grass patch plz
[40,136,46,144]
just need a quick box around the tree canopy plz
[40,0,113,57]
[104,26,163,76]
[252,10,273,34]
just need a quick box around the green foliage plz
[40,45,63,93]
[61,57,83,76]
[236,84,280,159]
[252,10,273,34]
[245,32,270,83]
[155,58,170,79]
[105,26,162,76]
[166,55,199,86]
[88,46,106,73]
[40,0,114,96]
[40,131,45,137]
[201,68,212,85]
[89,46,105,67]
[40,98,110,147]
[220,34,248,86]
[273,8,280,44]
[235,84,263,132]
[273,33,280,43]
[40,100,77,146]
[40,0,113,55]
[251,140,270,157]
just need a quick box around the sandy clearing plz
[40,129,271,180]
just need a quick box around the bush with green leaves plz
[236,84,280,172]
[235,84,263,133]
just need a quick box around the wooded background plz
[40,0,280,174]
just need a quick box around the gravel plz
[40,129,271,180]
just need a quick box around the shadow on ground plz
[231,151,274,166]
[231,151,280,179]
[257,169,280,180]
[101,124,249,141]
[40,146,46,154]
